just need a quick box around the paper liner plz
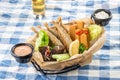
[26,26,106,70]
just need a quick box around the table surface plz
[0,0,120,80]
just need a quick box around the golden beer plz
[32,0,45,16]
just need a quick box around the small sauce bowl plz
[11,43,34,63]
[91,9,112,26]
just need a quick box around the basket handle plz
[31,60,80,75]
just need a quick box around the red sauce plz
[75,29,89,35]
[14,45,32,56]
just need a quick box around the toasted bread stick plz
[70,24,76,41]
[80,33,89,49]
[76,21,84,30]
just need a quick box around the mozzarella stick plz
[80,33,89,49]
[76,21,84,30]
[82,28,90,42]
[80,18,94,25]
[70,24,76,41]
[75,29,80,42]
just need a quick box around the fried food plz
[45,30,64,46]
[31,27,39,34]
[80,33,89,49]
[58,16,69,33]
[77,18,94,26]
[70,24,76,41]
[53,20,72,51]
[32,26,64,47]
[30,17,104,62]
[76,21,84,30]
[44,22,59,38]
[75,29,81,42]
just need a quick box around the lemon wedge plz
[69,39,79,56]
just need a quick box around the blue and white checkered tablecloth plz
[0,0,120,80]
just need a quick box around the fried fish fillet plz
[53,21,72,51]
[44,22,60,39]
[45,30,64,46]
[37,26,64,46]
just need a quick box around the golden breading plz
[32,26,64,47]
[45,30,64,46]
[44,22,59,38]
[70,24,76,41]
[53,21,72,51]
[76,21,84,30]
[80,33,89,49]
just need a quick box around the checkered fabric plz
[0,0,120,80]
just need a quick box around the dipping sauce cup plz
[91,9,112,26]
[11,43,34,63]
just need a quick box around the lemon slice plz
[69,39,79,56]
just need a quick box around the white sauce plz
[95,11,109,19]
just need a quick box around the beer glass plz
[32,0,45,19]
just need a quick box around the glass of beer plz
[32,0,45,19]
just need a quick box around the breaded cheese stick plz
[76,21,84,30]
[70,24,76,41]
[75,29,81,42]
[80,33,89,49]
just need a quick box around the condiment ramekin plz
[11,43,34,63]
[91,9,112,26]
